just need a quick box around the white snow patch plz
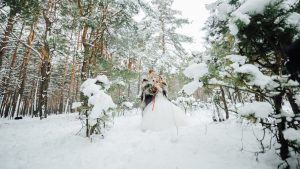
[71,102,82,109]
[232,12,251,25]
[182,80,203,95]
[88,90,116,119]
[238,102,273,118]
[226,54,247,65]
[95,75,111,90]
[0,110,277,169]
[285,12,300,31]
[295,95,300,107]
[122,102,133,109]
[114,79,126,86]
[234,0,272,16]
[283,128,300,141]
[183,63,208,80]
[216,2,235,21]
[80,75,116,122]
[229,0,273,34]
[234,64,275,89]
[280,0,299,11]
[81,78,102,97]
[228,21,239,35]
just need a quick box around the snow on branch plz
[283,128,300,142]
[238,102,273,119]
[285,12,300,32]
[225,54,247,65]
[121,102,133,109]
[182,80,203,96]
[182,63,208,95]
[227,0,276,35]
[72,102,82,109]
[234,64,278,89]
[183,63,208,80]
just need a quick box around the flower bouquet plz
[144,83,158,96]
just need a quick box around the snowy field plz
[0,109,279,169]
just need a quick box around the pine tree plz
[140,0,192,71]
[201,0,300,167]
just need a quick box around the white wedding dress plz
[141,92,188,131]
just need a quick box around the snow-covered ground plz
[0,108,279,169]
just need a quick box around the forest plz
[0,0,300,169]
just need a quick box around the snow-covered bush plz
[173,96,195,113]
[119,101,134,116]
[78,75,116,137]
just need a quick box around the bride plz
[140,69,187,131]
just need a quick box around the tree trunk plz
[0,94,9,117]
[286,90,300,115]
[59,59,68,113]
[38,3,53,119]
[81,27,90,137]
[2,95,12,118]
[220,86,229,119]
[78,0,91,137]
[9,23,36,118]
[25,84,34,116]
[1,23,24,94]
[273,92,289,161]
[0,10,16,69]
[0,24,25,117]
[38,47,51,119]
[127,81,131,99]
[226,87,235,105]
[137,59,142,96]
[67,58,77,113]
[160,16,166,55]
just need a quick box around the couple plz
[140,69,187,131]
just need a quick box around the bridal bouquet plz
[144,83,158,96]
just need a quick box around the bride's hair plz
[148,69,155,74]
[148,69,157,80]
